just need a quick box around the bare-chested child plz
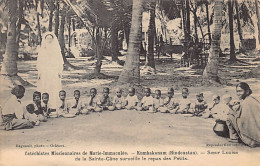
[24,104,40,126]
[41,93,56,118]
[193,92,208,117]
[86,88,102,112]
[173,88,192,114]
[149,90,164,113]
[203,95,220,118]
[112,88,126,110]
[125,88,139,110]
[70,90,87,115]
[137,88,153,111]
[99,87,114,111]
[158,88,178,113]
[26,91,47,122]
[57,90,75,118]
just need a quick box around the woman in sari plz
[226,82,260,147]
[1,85,33,130]
[37,32,64,107]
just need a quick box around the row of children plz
[24,86,238,126]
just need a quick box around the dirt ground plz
[0,51,260,165]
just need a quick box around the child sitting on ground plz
[173,88,192,114]
[99,87,114,111]
[28,91,47,121]
[125,87,139,110]
[137,88,153,111]
[70,90,87,115]
[42,93,56,118]
[212,94,233,121]
[57,90,74,118]
[86,88,102,112]
[112,88,126,110]
[193,92,208,117]
[203,95,220,118]
[150,90,164,113]
[158,88,178,113]
[24,104,40,126]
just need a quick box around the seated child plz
[193,92,208,117]
[173,88,191,114]
[203,95,220,118]
[150,90,164,113]
[42,93,56,118]
[158,88,178,113]
[125,88,139,110]
[56,90,74,118]
[24,104,40,126]
[99,87,114,111]
[212,94,232,121]
[86,88,102,112]
[212,94,233,138]
[112,88,126,110]
[29,91,47,122]
[70,90,87,115]
[137,88,153,111]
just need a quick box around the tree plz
[118,0,144,84]
[205,0,211,44]
[47,0,55,32]
[234,0,245,51]
[255,0,260,50]
[54,0,59,37]
[228,0,236,61]
[58,2,81,70]
[1,0,30,87]
[146,0,156,69]
[203,0,223,83]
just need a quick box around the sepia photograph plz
[0,0,260,165]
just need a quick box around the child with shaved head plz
[112,88,126,110]
[125,87,139,110]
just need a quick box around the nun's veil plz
[37,32,64,75]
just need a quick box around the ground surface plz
[0,51,260,152]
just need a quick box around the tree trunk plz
[54,1,59,38]
[58,10,69,64]
[118,0,143,84]
[235,0,244,51]
[146,1,156,69]
[203,0,223,82]
[186,0,190,36]
[48,0,55,32]
[111,23,119,62]
[228,0,236,61]
[123,21,130,47]
[1,0,18,76]
[16,0,23,59]
[67,16,71,48]
[255,0,260,50]
[94,27,102,74]
[36,13,42,45]
[1,0,31,86]
[193,8,198,42]
[206,1,211,44]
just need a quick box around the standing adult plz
[37,32,64,107]
[226,82,260,147]
[0,85,33,130]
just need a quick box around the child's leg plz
[115,104,123,110]
[171,107,180,114]
[94,106,102,112]
[108,106,115,111]
[38,114,47,122]
[158,106,168,113]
